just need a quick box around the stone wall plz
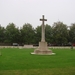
[0,46,75,49]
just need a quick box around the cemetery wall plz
[0,46,75,49]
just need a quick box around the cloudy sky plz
[0,0,75,28]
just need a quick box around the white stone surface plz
[24,45,33,48]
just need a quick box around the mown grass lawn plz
[0,48,75,75]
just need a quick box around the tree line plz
[0,21,75,46]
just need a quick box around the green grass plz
[0,48,75,75]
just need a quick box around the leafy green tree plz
[52,21,68,45]
[45,24,53,43]
[35,25,41,44]
[0,25,5,43]
[69,23,75,43]
[5,23,20,44]
[20,23,35,44]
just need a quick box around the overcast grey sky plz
[0,0,75,28]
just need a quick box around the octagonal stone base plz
[31,50,55,55]
[31,42,55,55]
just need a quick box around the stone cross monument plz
[40,15,47,42]
[31,15,55,55]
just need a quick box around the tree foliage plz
[0,25,5,42]
[20,23,35,44]
[45,24,53,43]
[52,21,68,45]
[35,25,41,44]
[0,21,75,46]
[69,23,75,43]
[5,23,20,43]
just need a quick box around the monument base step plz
[31,50,55,55]
[31,41,55,55]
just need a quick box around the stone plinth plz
[31,42,55,55]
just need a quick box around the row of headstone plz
[0,46,74,49]
[0,45,34,49]
[49,47,74,49]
